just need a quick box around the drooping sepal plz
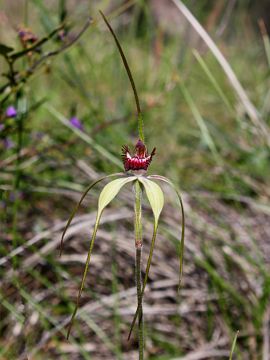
[148,174,185,289]
[65,175,137,339]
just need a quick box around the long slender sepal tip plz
[59,237,64,257]
[99,9,144,142]
[66,321,73,340]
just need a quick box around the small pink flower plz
[122,139,156,172]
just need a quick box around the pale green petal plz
[138,177,164,227]
[60,173,125,256]
[97,176,137,217]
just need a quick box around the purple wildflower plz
[69,116,84,131]
[6,106,17,118]
[9,191,23,202]
[0,124,4,131]
[3,138,14,149]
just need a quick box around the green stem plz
[136,247,144,360]
[134,181,144,359]
[12,95,25,269]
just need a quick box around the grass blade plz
[171,0,270,144]
[46,105,123,168]
[229,330,239,360]
[192,49,234,114]
[178,80,220,163]
[259,20,270,69]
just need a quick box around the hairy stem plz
[134,181,144,359]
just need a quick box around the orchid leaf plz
[128,177,164,340]
[149,175,185,289]
[60,173,125,256]
[66,175,136,339]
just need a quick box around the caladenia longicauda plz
[60,11,185,359]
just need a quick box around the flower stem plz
[136,246,144,360]
[134,181,144,359]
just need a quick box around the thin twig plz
[0,17,93,105]
[10,24,65,61]
[25,17,93,75]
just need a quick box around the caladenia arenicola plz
[60,11,185,360]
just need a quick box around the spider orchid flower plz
[59,11,185,359]
[60,138,185,341]
[122,139,156,173]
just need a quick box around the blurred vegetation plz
[0,0,270,359]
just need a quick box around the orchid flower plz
[60,11,185,360]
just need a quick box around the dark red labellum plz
[122,139,156,172]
